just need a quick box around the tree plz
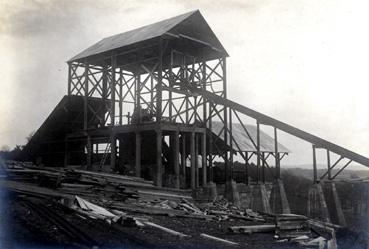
[0,145,10,152]
[26,131,35,143]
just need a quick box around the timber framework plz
[22,10,369,222]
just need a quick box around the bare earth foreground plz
[0,161,367,249]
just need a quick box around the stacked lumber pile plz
[2,161,192,203]
[201,198,265,222]
[275,214,311,239]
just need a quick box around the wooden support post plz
[229,109,233,180]
[110,135,116,171]
[136,73,141,124]
[181,133,187,187]
[111,55,116,126]
[327,149,331,180]
[156,39,163,123]
[83,63,89,130]
[86,134,92,170]
[135,132,141,177]
[67,63,72,95]
[184,56,189,124]
[202,60,207,124]
[222,57,229,183]
[174,131,180,189]
[224,106,229,183]
[245,151,249,185]
[195,133,199,188]
[156,129,162,187]
[169,57,173,122]
[262,152,266,183]
[313,145,318,183]
[202,132,207,186]
[208,101,213,182]
[102,63,108,127]
[256,121,261,184]
[274,127,280,179]
[95,143,99,162]
[118,138,124,171]
[190,132,196,189]
[119,68,123,125]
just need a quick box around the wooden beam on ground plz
[200,233,239,246]
[229,224,275,234]
[144,221,188,238]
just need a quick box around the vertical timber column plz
[202,61,207,121]
[102,63,108,127]
[135,132,141,177]
[208,102,213,182]
[155,38,163,187]
[312,145,318,183]
[111,55,116,126]
[181,133,187,187]
[110,135,116,171]
[174,131,180,189]
[136,73,141,123]
[67,63,72,96]
[262,152,266,183]
[119,68,123,125]
[86,134,92,170]
[222,57,229,183]
[245,152,249,185]
[156,129,162,186]
[190,132,196,189]
[202,132,207,186]
[84,63,92,170]
[96,144,99,162]
[229,109,233,180]
[83,62,89,130]
[327,150,331,180]
[110,55,117,170]
[274,127,280,179]
[195,134,199,188]
[66,63,72,166]
[256,121,261,184]
[168,55,173,122]
[156,38,163,123]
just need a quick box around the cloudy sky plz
[1,0,369,169]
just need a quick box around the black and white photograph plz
[0,1,369,248]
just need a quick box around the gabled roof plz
[210,121,289,153]
[69,10,228,62]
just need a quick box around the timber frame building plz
[23,10,369,194]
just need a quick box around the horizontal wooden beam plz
[195,88,369,167]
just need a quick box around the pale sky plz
[1,0,369,170]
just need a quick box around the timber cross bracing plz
[194,88,369,168]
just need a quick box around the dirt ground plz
[0,189,305,249]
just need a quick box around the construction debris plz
[0,160,342,249]
[200,233,239,246]
[143,221,188,238]
[229,224,275,234]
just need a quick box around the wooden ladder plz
[98,134,114,171]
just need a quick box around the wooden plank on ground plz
[229,224,275,234]
[200,233,239,246]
